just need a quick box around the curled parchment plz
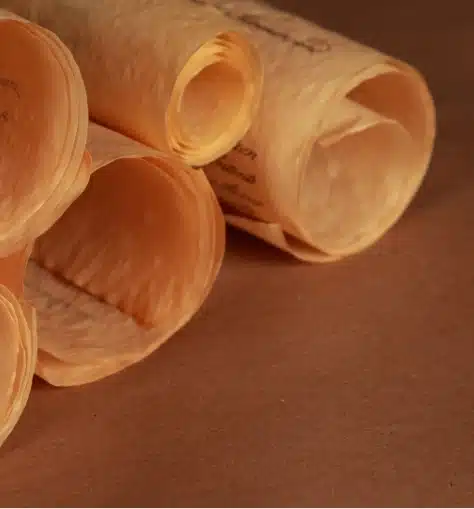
[199,0,436,261]
[0,249,37,448]
[0,9,89,447]
[0,8,89,257]
[3,0,263,166]
[27,124,225,386]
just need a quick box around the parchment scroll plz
[201,0,436,261]
[28,124,225,387]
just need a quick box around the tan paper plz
[2,0,263,166]
[199,0,436,261]
[0,9,90,447]
[26,123,225,387]
[0,8,90,257]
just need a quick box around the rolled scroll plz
[200,0,436,261]
[27,124,225,386]
[3,0,263,166]
[0,8,89,257]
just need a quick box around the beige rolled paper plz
[198,0,436,261]
[2,0,263,167]
[26,123,225,387]
[0,9,90,258]
[0,248,37,448]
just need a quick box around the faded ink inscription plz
[0,78,20,124]
[26,280,91,323]
[209,140,264,217]
[0,78,20,98]
[189,0,331,54]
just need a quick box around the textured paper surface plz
[2,0,263,166]
[0,8,89,257]
[201,0,436,261]
[27,124,226,386]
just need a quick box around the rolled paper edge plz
[0,288,37,448]
[166,30,263,167]
[225,214,340,263]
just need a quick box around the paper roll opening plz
[26,124,224,386]
[300,67,435,256]
[168,32,262,166]
[180,61,246,147]
[301,120,414,254]
[347,67,434,157]
[33,157,200,329]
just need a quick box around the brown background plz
[1,0,474,506]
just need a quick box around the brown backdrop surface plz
[1,0,474,506]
